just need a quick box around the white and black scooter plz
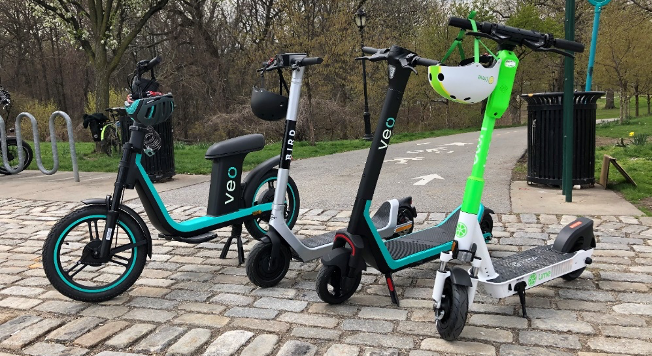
[246,53,417,287]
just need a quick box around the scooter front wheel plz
[435,276,469,341]
[42,206,148,302]
[243,169,300,240]
[246,241,291,287]
[316,265,361,304]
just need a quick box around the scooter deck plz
[385,210,459,260]
[301,231,334,248]
[487,245,573,284]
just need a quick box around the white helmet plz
[428,60,501,104]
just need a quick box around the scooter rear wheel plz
[243,169,300,240]
[561,237,589,281]
[435,276,469,341]
[246,241,291,287]
[316,265,361,304]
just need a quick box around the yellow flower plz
[629,132,635,137]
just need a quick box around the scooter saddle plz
[205,134,265,159]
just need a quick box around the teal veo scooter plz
[41,57,300,302]
[315,45,495,305]
[429,17,595,340]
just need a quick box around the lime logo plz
[478,75,496,85]
[528,273,537,286]
[455,222,468,238]
[505,60,516,68]
[488,76,494,84]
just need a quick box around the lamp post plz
[355,8,373,141]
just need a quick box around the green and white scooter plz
[429,17,596,340]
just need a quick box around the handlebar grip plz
[144,56,162,71]
[362,47,379,54]
[448,17,474,30]
[553,38,584,53]
[298,57,323,66]
[416,57,439,66]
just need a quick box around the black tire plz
[243,169,300,240]
[246,241,291,287]
[561,236,590,281]
[316,264,361,304]
[436,276,469,341]
[101,125,120,157]
[0,137,33,174]
[480,209,494,241]
[42,205,148,302]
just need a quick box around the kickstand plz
[514,281,528,318]
[385,273,400,307]
[219,224,245,265]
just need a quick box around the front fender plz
[82,199,152,258]
[449,266,472,287]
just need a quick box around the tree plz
[31,0,170,112]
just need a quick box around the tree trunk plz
[604,90,615,109]
[635,82,639,117]
[648,93,650,115]
[94,61,110,114]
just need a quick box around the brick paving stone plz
[34,300,87,315]
[469,314,528,329]
[104,323,157,348]
[128,296,180,309]
[396,321,436,336]
[173,313,229,328]
[344,332,414,349]
[588,337,652,355]
[600,325,652,339]
[362,348,399,356]
[230,318,290,333]
[612,303,652,315]
[308,303,359,316]
[178,302,226,314]
[254,297,308,312]
[324,344,360,356]
[459,326,512,343]
[0,286,45,296]
[202,329,254,356]
[0,317,63,349]
[0,315,42,340]
[251,287,298,298]
[122,309,176,322]
[210,293,254,306]
[0,296,42,309]
[133,325,186,353]
[342,319,394,333]
[409,351,440,356]
[224,306,277,319]
[80,305,130,318]
[129,286,171,297]
[500,345,573,356]
[276,340,317,356]
[74,321,130,348]
[46,316,104,342]
[209,284,254,294]
[581,311,647,326]
[421,338,494,355]
[166,328,212,356]
[531,318,595,334]
[278,312,339,328]
[358,307,408,320]
[240,334,278,356]
[291,326,341,340]
[23,342,88,356]
[599,281,649,292]
[519,330,581,349]
[165,289,213,302]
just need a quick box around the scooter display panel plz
[487,245,573,284]
[385,210,459,260]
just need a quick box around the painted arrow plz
[412,173,444,185]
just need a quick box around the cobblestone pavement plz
[0,197,651,356]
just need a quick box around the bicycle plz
[0,85,34,174]
[102,108,125,156]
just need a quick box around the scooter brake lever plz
[535,46,575,58]
[399,57,417,74]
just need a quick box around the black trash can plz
[119,113,175,182]
[520,91,604,186]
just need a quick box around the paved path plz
[0,197,651,355]
[158,126,527,213]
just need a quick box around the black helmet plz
[251,86,288,121]
[126,94,174,126]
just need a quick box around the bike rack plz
[0,111,80,181]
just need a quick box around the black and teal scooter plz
[315,45,495,305]
[41,57,301,302]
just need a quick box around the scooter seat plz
[205,134,265,159]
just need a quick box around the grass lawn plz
[15,126,480,175]
[595,96,651,120]
[595,115,652,215]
